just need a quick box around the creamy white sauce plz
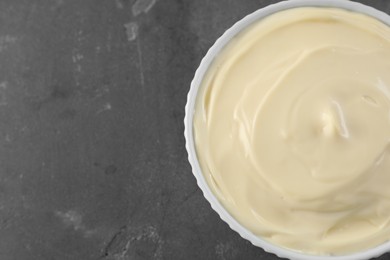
[194,7,390,255]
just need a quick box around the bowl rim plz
[184,0,390,259]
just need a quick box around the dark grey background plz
[1,0,390,259]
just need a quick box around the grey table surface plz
[1,0,390,259]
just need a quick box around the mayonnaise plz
[193,7,390,255]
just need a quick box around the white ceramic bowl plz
[184,1,390,259]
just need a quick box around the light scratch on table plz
[136,37,145,87]
[124,22,139,42]
[96,103,112,115]
[132,0,157,16]
[56,210,96,237]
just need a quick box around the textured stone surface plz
[0,0,390,259]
